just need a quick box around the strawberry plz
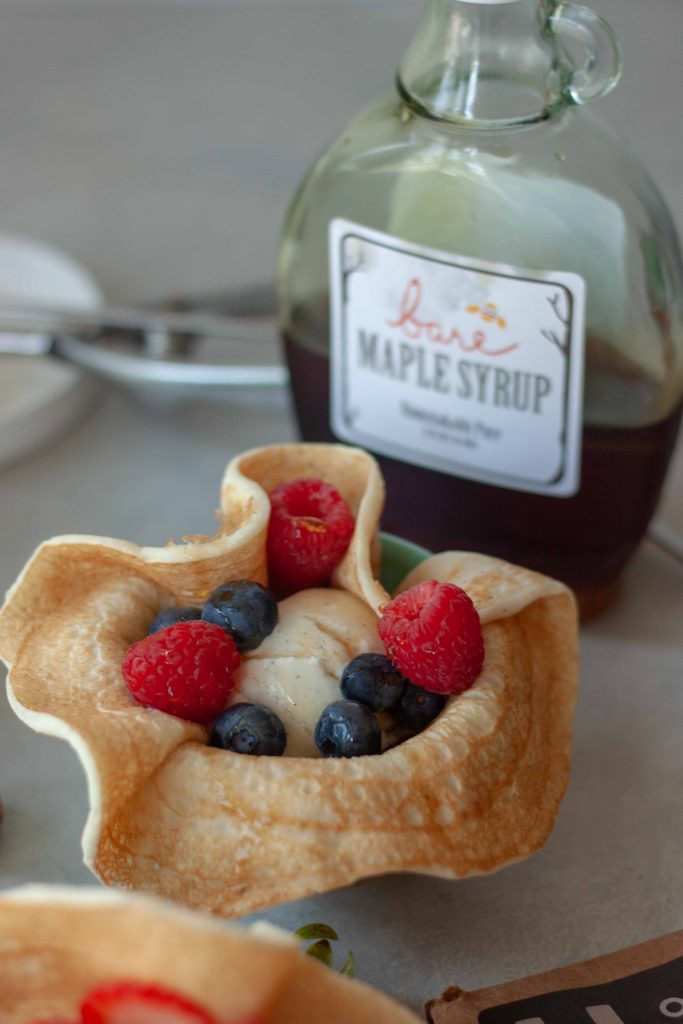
[80,981,215,1024]
[378,580,484,695]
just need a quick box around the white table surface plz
[1,0,682,1015]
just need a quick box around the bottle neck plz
[397,0,570,128]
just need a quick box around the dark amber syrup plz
[283,331,682,618]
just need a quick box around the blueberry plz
[396,682,445,733]
[148,606,201,634]
[315,700,381,758]
[341,653,407,711]
[210,702,287,756]
[202,580,278,651]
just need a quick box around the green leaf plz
[339,949,356,977]
[295,922,339,942]
[306,939,334,967]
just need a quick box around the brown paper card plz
[425,931,683,1023]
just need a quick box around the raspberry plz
[267,478,355,593]
[378,581,484,696]
[122,620,240,723]
[81,980,216,1023]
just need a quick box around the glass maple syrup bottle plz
[277,0,683,618]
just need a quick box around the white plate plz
[0,233,103,467]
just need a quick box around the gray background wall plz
[0,0,678,303]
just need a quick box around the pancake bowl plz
[0,884,421,1023]
[0,444,578,917]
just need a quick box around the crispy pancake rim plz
[0,444,579,917]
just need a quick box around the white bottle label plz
[329,218,586,497]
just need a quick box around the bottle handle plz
[550,3,622,104]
